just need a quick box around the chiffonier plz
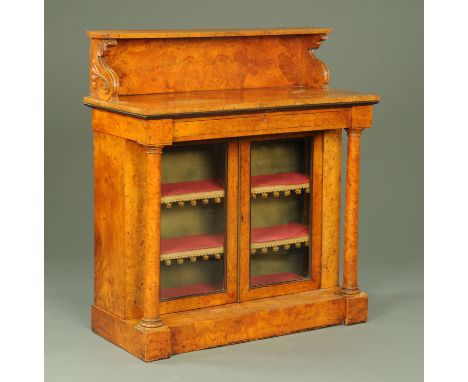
[83,28,380,361]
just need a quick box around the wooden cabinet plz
[84,28,380,362]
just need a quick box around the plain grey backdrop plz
[45,0,423,381]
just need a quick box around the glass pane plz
[160,143,227,300]
[250,138,311,287]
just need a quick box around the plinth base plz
[91,288,368,362]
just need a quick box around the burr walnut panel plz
[96,34,329,97]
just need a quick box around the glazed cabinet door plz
[159,140,238,314]
[239,133,322,301]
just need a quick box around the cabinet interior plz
[159,137,315,301]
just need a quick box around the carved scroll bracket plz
[308,33,330,88]
[91,39,119,101]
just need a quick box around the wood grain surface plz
[84,87,379,118]
[92,288,368,361]
[87,27,332,39]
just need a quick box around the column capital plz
[346,127,364,137]
[142,145,164,155]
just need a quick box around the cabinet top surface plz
[83,87,379,119]
[87,27,332,39]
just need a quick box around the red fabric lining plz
[251,172,309,188]
[161,283,220,299]
[251,223,309,243]
[161,178,224,197]
[161,172,308,198]
[161,224,308,255]
[160,272,304,299]
[161,233,224,254]
[251,272,304,286]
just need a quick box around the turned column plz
[341,128,363,295]
[140,145,164,328]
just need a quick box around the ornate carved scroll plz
[308,33,330,88]
[90,39,119,101]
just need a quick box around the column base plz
[92,305,170,362]
[341,290,368,325]
[339,287,361,295]
[140,317,163,328]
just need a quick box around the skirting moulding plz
[83,27,380,362]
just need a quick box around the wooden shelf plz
[84,87,380,119]
[87,27,332,39]
[251,171,309,198]
[251,223,309,253]
[161,179,224,207]
[161,223,309,264]
[161,233,224,265]
[161,172,309,208]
